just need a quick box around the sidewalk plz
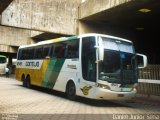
[133,94,160,106]
[0,74,15,78]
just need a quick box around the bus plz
[0,55,8,75]
[0,55,17,75]
[15,33,147,100]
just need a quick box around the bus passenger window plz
[43,46,52,59]
[64,39,79,59]
[27,48,35,59]
[57,46,64,58]
[49,46,54,58]
[18,49,22,60]
[34,47,43,59]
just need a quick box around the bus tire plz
[26,75,31,88]
[22,75,26,87]
[66,81,76,100]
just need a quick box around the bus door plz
[80,37,97,97]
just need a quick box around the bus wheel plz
[26,75,31,88]
[22,75,26,87]
[66,81,76,100]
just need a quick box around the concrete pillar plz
[8,55,12,66]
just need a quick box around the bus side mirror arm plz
[136,53,147,69]
[94,45,104,61]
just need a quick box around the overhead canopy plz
[0,0,13,14]
[80,0,160,64]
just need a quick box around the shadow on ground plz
[15,84,133,108]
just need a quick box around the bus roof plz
[19,33,132,49]
[78,33,132,43]
[0,55,7,58]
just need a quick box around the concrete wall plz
[0,44,17,53]
[2,0,80,35]
[0,0,80,53]
[0,25,40,53]
[0,26,32,47]
[78,0,132,36]
[79,0,131,19]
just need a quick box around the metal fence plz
[139,65,160,80]
[137,65,160,96]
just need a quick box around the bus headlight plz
[132,83,138,91]
[97,83,110,90]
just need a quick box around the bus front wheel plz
[66,81,76,100]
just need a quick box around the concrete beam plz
[0,44,17,53]
[1,0,80,35]
[0,26,33,48]
[79,0,131,19]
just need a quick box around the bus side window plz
[43,46,51,59]
[57,46,65,58]
[23,49,28,60]
[28,48,35,59]
[25,49,29,59]
[18,49,22,60]
[20,49,25,60]
[52,45,57,58]
[49,46,54,57]
[64,39,79,59]
[53,43,65,59]
[34,47,43,59]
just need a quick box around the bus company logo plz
[81,86,92,95]
[25,61,39,67]
[67,64,77,69]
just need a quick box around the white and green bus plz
[0,55,7,75]
[16,33,147,100]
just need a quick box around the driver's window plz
[82,37,96,82]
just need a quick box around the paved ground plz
[0,75,160,120]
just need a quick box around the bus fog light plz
[97,83,110,90]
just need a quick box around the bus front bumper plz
[94,87,136,100]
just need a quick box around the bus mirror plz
[136,53,147,68]
[94,46,104,61]
[99,46,104,61]
[98,37,104,61]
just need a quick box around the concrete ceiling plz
[81,0,160,64]
[32,32,71,41]
[0,0,13,14]
[81,0,160,36]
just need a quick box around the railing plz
[139,65,160,80]
[137,65,160,96]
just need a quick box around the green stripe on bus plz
[0,55,6,58]
[66,36,78,40]
[60,36,78,41]
[41,59,65,89]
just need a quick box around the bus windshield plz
[0,57,7,63]
[98,37,138,84]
